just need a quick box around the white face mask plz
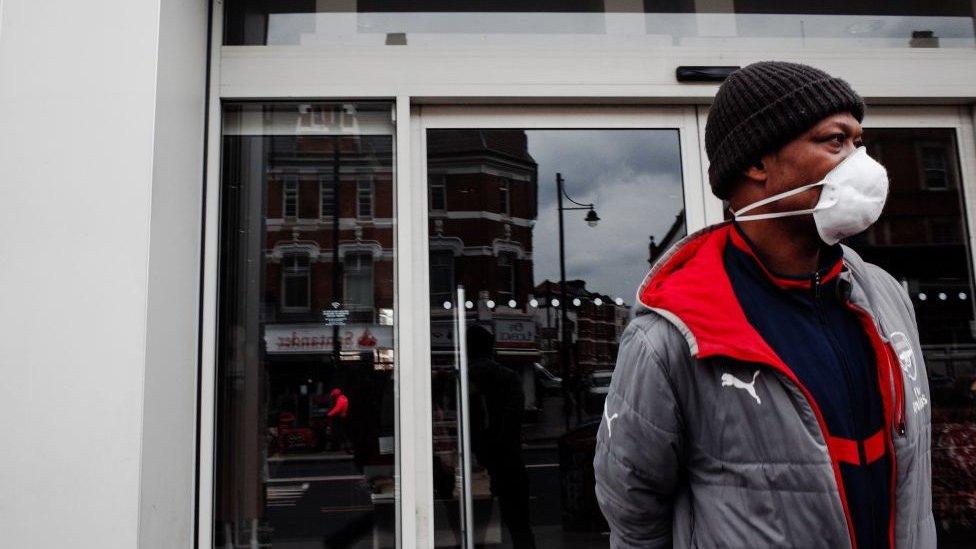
[730,146,889,245]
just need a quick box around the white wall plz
[0,0,208,547]
[219,45,976,102]
[138,0,209,547]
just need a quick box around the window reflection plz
[225,1,975,49]
[427,128,685,546]
[281,254,311,311]
[850,127,976,541]
[215,102,397,548]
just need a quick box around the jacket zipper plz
[813,272,878,548]
[721,273,859,548]
[813,273,870,465]
[891,350,906,436]
[838,298,906,438]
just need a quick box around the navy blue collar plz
[729,221,844,291]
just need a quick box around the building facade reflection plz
[215,102,397,548]
[426,128,686,547]
[850,128,976,536]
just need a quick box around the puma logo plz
[603,402,619,440]
[721,370,762,405]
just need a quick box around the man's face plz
[737,112,864,217]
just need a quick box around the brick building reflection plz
[851,128,976,534]
[260,127,396,461]
[426,129,630,424]
[216,103,399,546]
[854,129,975,349]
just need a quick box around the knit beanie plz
[705,61,865,200]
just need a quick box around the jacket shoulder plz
[625,311,694,366]
[613,311,695,404]
[842,245,917,324]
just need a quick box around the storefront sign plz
[430,318,538,350]
[264,323,392,354]
[494,318,536,349]
[431,321,455,349]
[322,303,350,326]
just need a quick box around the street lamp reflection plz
[585,209,600,227]
[555,172,601,427]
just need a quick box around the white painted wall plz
[219,45,976,102]
[138,0,209,547]
[0,0,208,547]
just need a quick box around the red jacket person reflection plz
[327,387,350,451]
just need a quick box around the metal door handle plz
[454,286,474,549]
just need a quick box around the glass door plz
[213,102,398,548]
[854,107,976,547]
[416,106,706,548]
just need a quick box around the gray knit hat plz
[704,61,865,200]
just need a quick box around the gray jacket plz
[594,224,935,548]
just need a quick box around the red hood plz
[636,222,789,369]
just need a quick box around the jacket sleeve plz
[594,313,687,548]
[327,396,348,417]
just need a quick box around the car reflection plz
[584,370,613,415]
[533,362,563,396]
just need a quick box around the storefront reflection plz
[428,128,685,547]
[466,325,536,548]
[850,128,976,543]
[225,2,976,49]
[215,102,397,548]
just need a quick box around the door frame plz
[403,104,710,546]
[197,100,976,548]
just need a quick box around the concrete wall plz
[0,0,208,546]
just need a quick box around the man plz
[326,387,349,451]
[594,61,934,548]
[465,324,537,549]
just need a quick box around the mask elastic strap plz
[730,181,824,219]
[734,208,817,222]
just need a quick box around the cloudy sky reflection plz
[527,129,685,306]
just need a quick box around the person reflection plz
[466,324,537,549]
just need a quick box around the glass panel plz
[430,250,455,307]
[427,128,686,547]
[358,178,374,219]
[850,127,976,543]
[284,178,299,219]
[320,176,336,218]
[282,254,311,311]
[430,175,447,212]
[345,252,375,309]
[225,1,975,49]
[499,178,511,216]
[214,101,397,548]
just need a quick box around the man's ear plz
[743,159,767,184]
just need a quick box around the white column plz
[0,0,209,546]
